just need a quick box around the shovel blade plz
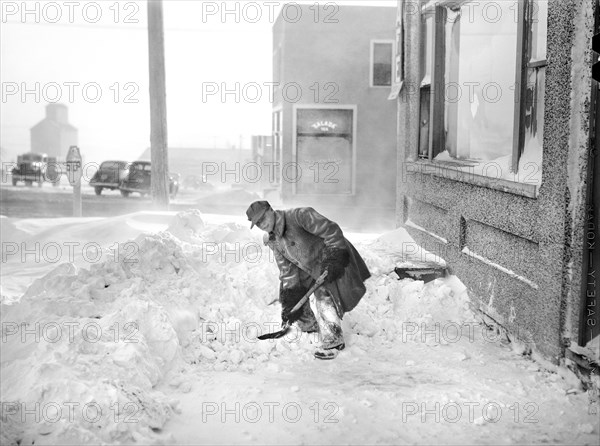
[257,324,290,340]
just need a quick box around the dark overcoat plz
[264,207,371,313]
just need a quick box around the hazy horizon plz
[1,0,396,164]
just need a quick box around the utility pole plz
[147,0,169,208]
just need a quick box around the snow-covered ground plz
[1,210,598,445]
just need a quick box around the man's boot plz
[313,288,344,360]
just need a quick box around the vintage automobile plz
[119,161,178,198]
[169,172,180,199]
[11,152,52,187]
[89,160,129,195]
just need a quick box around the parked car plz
[89,160,129,195]
[169,173,180,199]
[119,161,178,198]
[11,152,52,187]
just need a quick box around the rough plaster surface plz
[395,0,596,363]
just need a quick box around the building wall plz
[30,104,78,159]
[31,121,60,158]
[30,121,78,159]
[46,103,69,124]
[251,135,275,192]
[58,127,78,160]
[395,0,597,362]
[273,5,397,220]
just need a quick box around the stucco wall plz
[395,0,596,362]
[273,5,397,217]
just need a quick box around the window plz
[417,0,547,186]
[371,41,394,87]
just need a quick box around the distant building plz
[30,104,78,159]
[269,4,398,223]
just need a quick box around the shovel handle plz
[257,271,328,341]
[288,271,328,315]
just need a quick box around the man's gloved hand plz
[279,285,308,324]
[321,247,350,283]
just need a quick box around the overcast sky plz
[1,0,396,163]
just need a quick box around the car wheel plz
[120,190,130,198]
[95,187,102,196]
[11,178,17,186]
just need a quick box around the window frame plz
[414,0,547,196]
[512,0,548,172]
[370,39,395,88]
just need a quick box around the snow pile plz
[0,212,176,302]
[1,237,185,443]
[2,210,478,445]
[3,210,599,445]
[179,224,476,374]
[0,210,269,444]
[585,336,600,363]
[342,268,475,351]
[362,227,447,275]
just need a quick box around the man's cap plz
[246,200,271,229]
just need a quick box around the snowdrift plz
[2,211,596,445]
[0,210,471,444]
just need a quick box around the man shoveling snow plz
[246,200,371,359]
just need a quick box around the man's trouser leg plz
[295,302,318,333]
[313,287,344,350]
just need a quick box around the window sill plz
[408,160,539,198]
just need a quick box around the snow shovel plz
[257,271,328,340]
